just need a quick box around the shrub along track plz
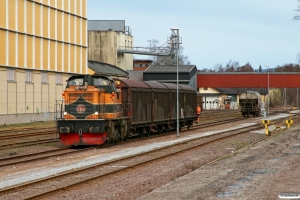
[0,122,267,200]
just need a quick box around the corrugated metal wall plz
[88,20,125,32]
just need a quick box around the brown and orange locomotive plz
[57,74,197,146]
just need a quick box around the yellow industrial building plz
[0,0,87,123]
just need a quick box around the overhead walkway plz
[117,46,170,56]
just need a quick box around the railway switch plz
[262,112,294,137]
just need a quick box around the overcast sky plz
[87,0,300,70]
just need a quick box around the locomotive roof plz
[88,60,128,78]
[117,79,195,93]
[66,74,113,81]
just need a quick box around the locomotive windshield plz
[68,77,84,86]
[93,77,109,86]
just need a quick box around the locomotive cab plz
[57,74,125,146]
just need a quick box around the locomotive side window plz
[68,78,83,86]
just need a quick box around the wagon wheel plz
[146,128,150,137]
[118,129,122,141]
[157,126,162,135]
[139,129,143,138]
[163,125,167,133]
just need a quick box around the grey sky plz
[88,0,300,70]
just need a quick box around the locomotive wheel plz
[112,129,119,144]
[118,130,122,141]
[163,125,167,133]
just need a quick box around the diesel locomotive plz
[57,74,198,146]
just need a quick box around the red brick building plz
[133,59,153,71]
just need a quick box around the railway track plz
[0,129,56,140]
[0,110,293,173]
[0,147,95,167]
[0,122,267,199]
[0,138,59,151]
[0,116,244,168]
[0,127,55,134]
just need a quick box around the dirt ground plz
[138,124,300,200]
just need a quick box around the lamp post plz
[171,27,179,137]
[265,65,269,119]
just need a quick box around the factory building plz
[0,0,87,123]
[87,20,133,72]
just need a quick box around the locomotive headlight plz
[94,111,99,116]
[64,111,68,116]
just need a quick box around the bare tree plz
[213,64,224,72]
[147,39,191,65]
[224,60,239,72]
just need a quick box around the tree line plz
[198,61,300,73]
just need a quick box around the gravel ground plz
[137,124,300,200]
[1,113,299,200]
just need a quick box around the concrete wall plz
[0,113,56,125]
[117,33,133,71]
[88,31,118,66]
[0,68,69,116]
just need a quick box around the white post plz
[265,65,269,119]
[268,66,269,118]
[171,27,180,137]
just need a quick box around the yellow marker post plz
[285,119,293,128]
[262,120,270,136]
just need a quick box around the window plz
[68,78,84,86]
[25,71,33,82]
[7,69,16,81]
[93,77,109,86]
[56,73,62,84]
[42,72,48,83]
